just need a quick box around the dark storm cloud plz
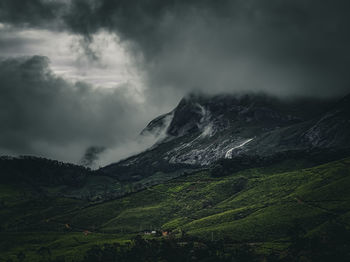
[0,56,152,163]
[0,0,64,28]
[60,0,350,97]
[1,0,350,97]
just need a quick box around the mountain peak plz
[102,92,350,181]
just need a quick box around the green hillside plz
[1,157,350,261]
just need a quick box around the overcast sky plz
[0,0,350,166]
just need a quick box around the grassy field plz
[1,157,350,261]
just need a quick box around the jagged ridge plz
[101,93,349,182]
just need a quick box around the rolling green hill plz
[1,156,350,261]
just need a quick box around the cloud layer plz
[62,0,350,97]
[1,0,350,98]
[0,56,157,164]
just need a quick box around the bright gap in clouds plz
[0,23,142,90]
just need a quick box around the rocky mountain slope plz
[1,93,349,198]
[101,93,349,182]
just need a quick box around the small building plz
[83,230,91,236]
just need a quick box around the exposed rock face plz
[303,94,350,148]
[140,112,174,137]
[101,93,349,181]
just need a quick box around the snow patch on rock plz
[225,138,254,159]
